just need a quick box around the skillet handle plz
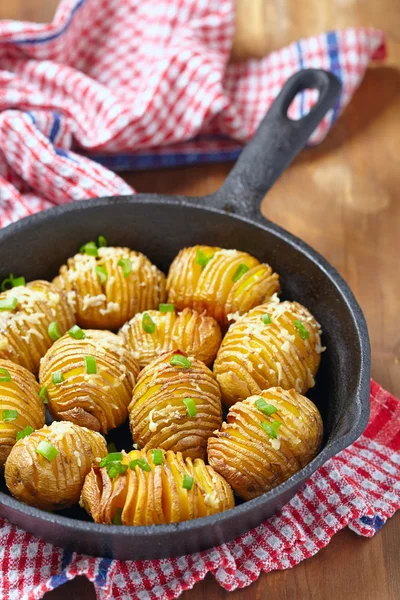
[210,69,341,220]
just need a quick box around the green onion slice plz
[232,263,249,283]
[80,241,99,256]
[97,235,107,248]
[182,474,194,490]
[68,325,86,340]
[48,321,62,341]
[52,371,65,385]
[95,266,108,284]
[99,452,123,467]
[142,312,156,334]
[2,409,18,422]
[0,368,12,382]
[36,440,59,462]
[182,397,197,417]
[159,303,175,312]
[16,426,33,441]
[39,386,48,404]
[152,449,163,465]
[1,274,25,291]
[107,462,128,478]
[0,297,18,311]
[84,355,97,374]
[262,314,271,325]
[113,508,123,525]
[170,354,191,368]
[129,458,151,472]
[260,420,281,438]
[118,258,132,278]
[195,249,214,270]
[11,276,26,288]
[293,320,309,340]
[255,398,278,416]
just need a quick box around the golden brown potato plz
[0,360,45,467]
[54,246,166,330]
[5,421,107,511]
[166,245,280,326]
[0,280,75,374]
[39,330,140,433]
[81,448,234,525]
[213,300,323,407]
[207,388,323,500]
[119,307,222,368]
[129,350,222,459]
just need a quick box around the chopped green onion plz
[262,314,271,325]
[2,409,18,422]
[0,297,18,311]
[107,462,128,478]
[36,440,59,462]
[152,449,163,465]
[142,312,156,334]
[255,398,278,416]
[95,266,108,284]
[52,371,65,385]
[129,458,151,472]
[39,386,48,404]
[0,368,12,382]
[80,241,98,256]
[293,320,309,340]
[159,303,175,312]
[68,325,86,340]
[113,508,123,525]
[170,354,191,368]
[260,420,281,438]
[195,249,214,270]
[232,263,249,283]
[48,321,62,341]
[182,397,197,417]
[11,276,25,288]
[1,274,25,291]
[97,235,107,248]
[16,426,33,441]
[118,258,132,278]
[84,355,97,374]
[99,452,123,467]
[107,442,117,454]
[182,474,194,490]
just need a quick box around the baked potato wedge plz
[54,245,166,330]
[0,280,75,374]
[119,307,222,368]
[5,421,107,511]
[0,360,45,467]
[129,350,222,459]
[81,448,234,525]
[214,300,323,407]
[207,387,323,500]
[39,329,140,433]
[166,246,280,326]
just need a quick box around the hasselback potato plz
[214,300,323,407]
[0,280,75,374]
[81,448,234,525]
[166,245,280,326]
[0,360,45,467]
[129,350,222,459]
[54,245,166,330]
[39,329,140,433]
[5,421,107,511]
[119,307,222,367]
[207,388,323,500]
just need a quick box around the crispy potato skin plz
[207,388,323,500]
[214,301,323,407]
[53,246,166,330]
[129,350,222,459]
[39,330,140,433]
[81,449,234,525]
[166,246,280,327]
[119,307,222,368]
[0,281,75,374]
[5,422,107,511]
[0,360,45,467]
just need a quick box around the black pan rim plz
[0,194,371,541]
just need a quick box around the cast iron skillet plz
[0,69,370,560]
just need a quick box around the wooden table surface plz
[1,1,399,599]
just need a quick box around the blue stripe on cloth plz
[55,147,78,163]
[326,30,342,123]
[95,558,113,587]
[49,550,73,588]
[360,515,385,533]
[49,113,61,143]
[26,111,36,125]
[13,0,86,45]
[296,41,305,118]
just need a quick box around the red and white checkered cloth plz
[1,380,399,600]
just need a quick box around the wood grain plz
[1,1,399,599]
